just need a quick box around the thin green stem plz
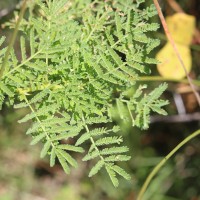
[137,129,200,200]
[82,116,104,162]
[23,95,55,148]
[3,49,43,78]
[139,76,200,87]
[0,0,28,79]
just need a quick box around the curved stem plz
[0,0,28,79]
[137,129,200,200]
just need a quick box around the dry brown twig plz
[153,0,200,106]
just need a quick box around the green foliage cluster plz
[0,0,168,186]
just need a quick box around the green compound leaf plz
[0,0,168,187]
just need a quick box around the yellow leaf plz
[166,13,195,45]
[156,42,191,79]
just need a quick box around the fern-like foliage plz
[0,0,168,186]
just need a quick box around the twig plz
[153,0,200,106]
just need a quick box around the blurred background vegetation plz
[0,0,200,200]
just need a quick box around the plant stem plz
[137,128,200,200]
[82,116,104,162]
[23,94,55,149]
[153,0,200,106]
[3,48,43,78]
[0,0,27,79]
[139,76,200,87]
